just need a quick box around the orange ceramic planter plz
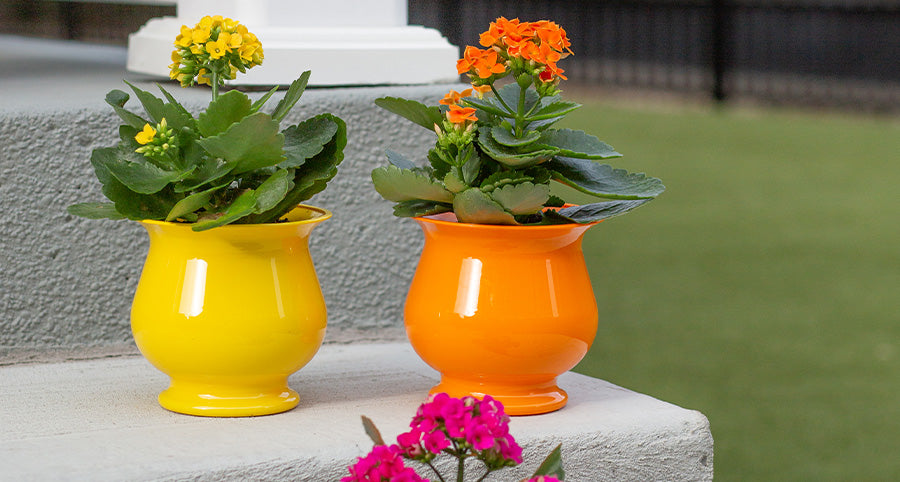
[405,212,599,416]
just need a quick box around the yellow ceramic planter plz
[405,212,599,416]
[131,205,331,417]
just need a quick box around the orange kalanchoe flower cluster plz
[458,17,573,84]
[440,89,478,126]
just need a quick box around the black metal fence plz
[2,1,898,112]
[410,0,900,112]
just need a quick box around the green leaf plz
[393,200,452,217]
[361,416,386,446]
[490,182,550,215]
[462,95,512,118]
[372,165,452,203]
[124,81,166,123]
[460,148,483,186]
[198,90,252,137]
[197,112,285,174]
[90,147,176,220]
[246,114,347,224]
[495,83,539,114]
[175,157,233,193]
[479,170,534,191]
[250,85,280,112]
[271,71,311,122]
[528,100,581,121]
[105,90,148,130]
[191,190,258,231]
[539,129,621,159]
[542,199,653,224]
[93,147,185,194]
[165,183,227,222]
[478,127,560,168]
[491,125,542,147]
[279,115,339,169]
[452,188,517,225]
[157,84,195,123]
[385,149,417,170]
[254,169,294,213]
[443,171,467,193]
[532,444,565,479]
[548,157,665,199]
[66,202,125,220]
[374,97,443,131]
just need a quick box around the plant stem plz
[425,461,447,482]
[490,84,514,114]
[515,83,527,137]
[456,455,466,482]
[211,71,220,101]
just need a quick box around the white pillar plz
[126,0,460,86]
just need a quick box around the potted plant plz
[68,15,347,416]
[372,17,664,415]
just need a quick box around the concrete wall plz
[0,36,460,349]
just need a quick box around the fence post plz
[711,0,728,102]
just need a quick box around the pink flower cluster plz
[340,444,426,482]
[525,477,561,482]
[397,393,523,469]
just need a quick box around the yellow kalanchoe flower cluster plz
[169,15,263,88]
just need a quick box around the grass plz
[559,98,900,480]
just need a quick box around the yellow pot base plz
[158,382,300,417]
[430,377,568,416]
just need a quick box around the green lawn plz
[561,99,900,480]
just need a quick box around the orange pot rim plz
[137,204,332,229]
[414,204,601,232]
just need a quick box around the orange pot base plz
[430,377,568,416]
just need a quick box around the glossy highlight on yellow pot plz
[131,205,330,417]
[405,212,599,416]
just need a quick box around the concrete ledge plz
[0,343,713,481]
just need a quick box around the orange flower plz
[457,46,507,79]
[533,20,573,55]
[447,105,478,124]
[440,88,473,106]
[471,84,491,96]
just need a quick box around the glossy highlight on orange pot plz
[404,212,599,416]
[131,205,330,417]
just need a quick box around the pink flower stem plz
[425,461,447,482]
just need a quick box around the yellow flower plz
[197,68,211,86]
[205,37,229,59]
[191,27,211,45]
[198,16,215,30]
[227,32,243,49]
[175,25,192,47]
[135,124,156,145]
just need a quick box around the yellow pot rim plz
[138,204,332,229]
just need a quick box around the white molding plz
[126,0,460,86]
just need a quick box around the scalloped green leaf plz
[375,96,443,130]
[165,183,227,221]
[66,202,125,220]
[361,416,386,446]
[157,84,197,130]
[548,156,665,199]
[542,199,653,224]
[539,129,621,159]
[528,100,581,121]
[198,90,252,137]
[197,112,285,174]
[191,190,258,231]
[491,125,541,147]
[495,83,540,114]
[104,90,147,130]
[385,149,417,170]
[124,81,166,124]
[490,182,550,215]
[90,147,176,220]
[477,127,559,168]
[372,165,452,203]
[443,171,467,193]
[392,200,453,218]
[175,157,233,193]
[254,169,294,213]
[479,170,534,191]
[452,188,517,225]
[271,70,311,122]
[461,95,512,118]
[93,146,186,194]
[279,114,339,169]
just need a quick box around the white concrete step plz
[0,343,713,481]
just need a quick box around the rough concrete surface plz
[0,35,460,349]
[0,343,714,481]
